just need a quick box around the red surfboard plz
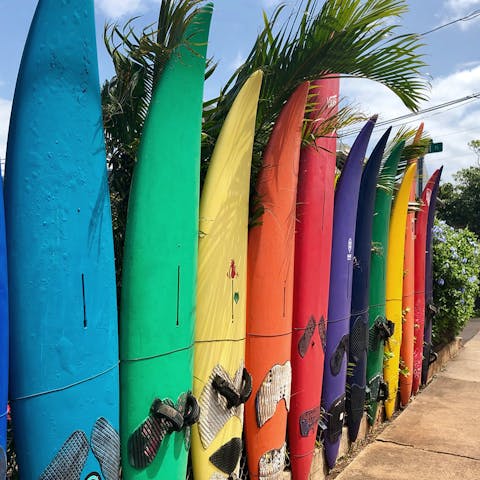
[288,77,339,480]
[244,83,309,480]
[400,125,423,406]
[412,169,442,394]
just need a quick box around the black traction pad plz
[209,437,242,474]
[318,316,327,352]
[348,384,365,426]
[0,446,6,480]
[298,315,316,358]
[367,375,380,403]
[350,314,368,362]
[330,334,349,376]
[39,430,89,480]
[90,417,120,480]
[299,405,321,437]
[128,394,197,469]
[326,394,346,444]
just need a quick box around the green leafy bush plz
[432,219,480,345]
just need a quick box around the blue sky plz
[1,0,479,181]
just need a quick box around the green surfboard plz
[120,6,212,478]
[366,140,405,424]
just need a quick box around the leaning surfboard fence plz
[2,2,453,480]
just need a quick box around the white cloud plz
[95,0,150,19]
[340,65,480,182]
[441,0,480,30]
[0,99,12,162]
[262,0,283,7]
[230,51,245,71]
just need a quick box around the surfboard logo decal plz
[347,237,353,261]
[227,260,240,319]
[227,260,238,279]
[256,361,291,428]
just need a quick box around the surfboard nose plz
[209,437,242,476]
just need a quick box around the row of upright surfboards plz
[0,1,443,480]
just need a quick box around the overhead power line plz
[420,9,480,36]
[339,92,480,137]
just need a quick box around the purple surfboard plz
[321,116,377,468]
[421,166,443,384]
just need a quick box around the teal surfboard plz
[120,6,212,479]
[5,1,119,478]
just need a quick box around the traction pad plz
[256,362,291,428]
[90,417,120,480]
[299,405,321,437]
[367,375,389,403]
[0,446,6,480]
[318,316,327,352]
[199,365,246,449]
[368,316,394,352]
[348,384,364,426]
[325,394,346,444]
[39,430,89,480]
[350,314,368,362]
[259,443,286,479]
[298,316,316,358]
[330,334,349,376]
[209,437,242,475]
[128,393,199,469]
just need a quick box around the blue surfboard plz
[346,128,390,442]
[0,175,8,475]
[5,1,119,478]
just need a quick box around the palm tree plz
[102,0,207,289]
[102,0,429,289]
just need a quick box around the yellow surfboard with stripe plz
[384,162,417,419]
[191,71,263,479]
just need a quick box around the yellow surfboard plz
[191,71,263,479]
[383,162,417,419]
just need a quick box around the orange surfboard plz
[399,124,423,406]
[244,83,309,479]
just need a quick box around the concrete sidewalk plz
[334,332,480,479]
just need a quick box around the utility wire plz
[339,93,480,137]
[420,9,480,36]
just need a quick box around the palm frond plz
[377,125,430,197]
[202,0,428,190]
[102,0,205,295]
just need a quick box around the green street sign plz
[428,141,443,154]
